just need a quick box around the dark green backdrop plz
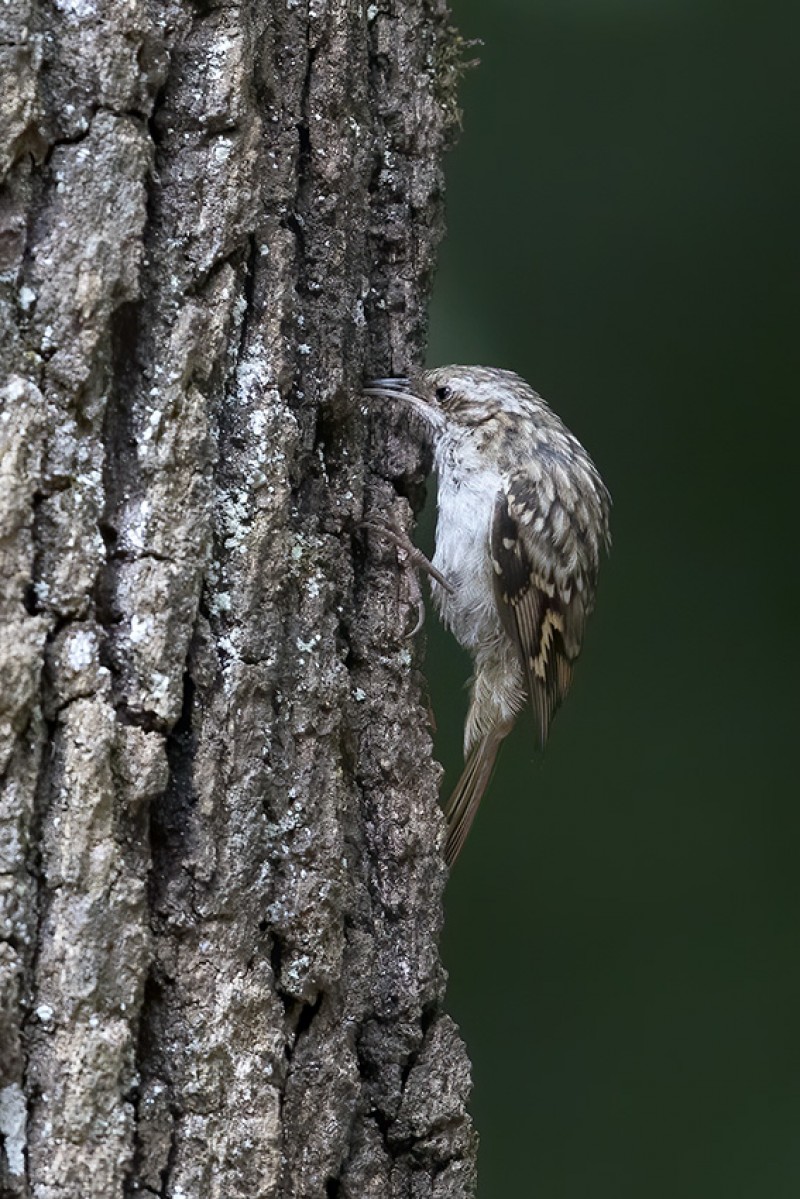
[425,1,800,1195]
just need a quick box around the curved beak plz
[363,377,411,396]
[362,376,444,431]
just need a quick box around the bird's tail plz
[443,727,509,867]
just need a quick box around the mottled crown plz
[418,365,551,428]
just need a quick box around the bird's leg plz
[359,515,455,638]
[358,519,431,637]
[359,518,454,594]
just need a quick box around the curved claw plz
[406,595,426,639]
[359,519,454,594]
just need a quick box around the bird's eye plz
[435,385,452,403]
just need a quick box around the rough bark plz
[0,1,476,1196]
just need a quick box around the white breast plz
[431,450,504,653]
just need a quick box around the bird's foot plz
[359,519,453,593]
[359,516,453,639]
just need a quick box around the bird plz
[364,366,611,866]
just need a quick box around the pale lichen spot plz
[0,1084,27,1176]
[129,615,151,645]
[66,629,97,669]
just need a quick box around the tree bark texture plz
[0,1,476,1196]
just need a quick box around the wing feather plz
[491,473,598,744]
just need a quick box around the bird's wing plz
[490,468,603,744]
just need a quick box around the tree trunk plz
[0,2,476,1196]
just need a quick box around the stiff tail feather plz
[443,728,508,866]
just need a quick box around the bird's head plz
[364,366,549,441]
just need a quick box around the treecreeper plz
[365,366,611,866]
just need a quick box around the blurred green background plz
[425,1,800,1195]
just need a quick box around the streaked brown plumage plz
[365,366,611,865]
